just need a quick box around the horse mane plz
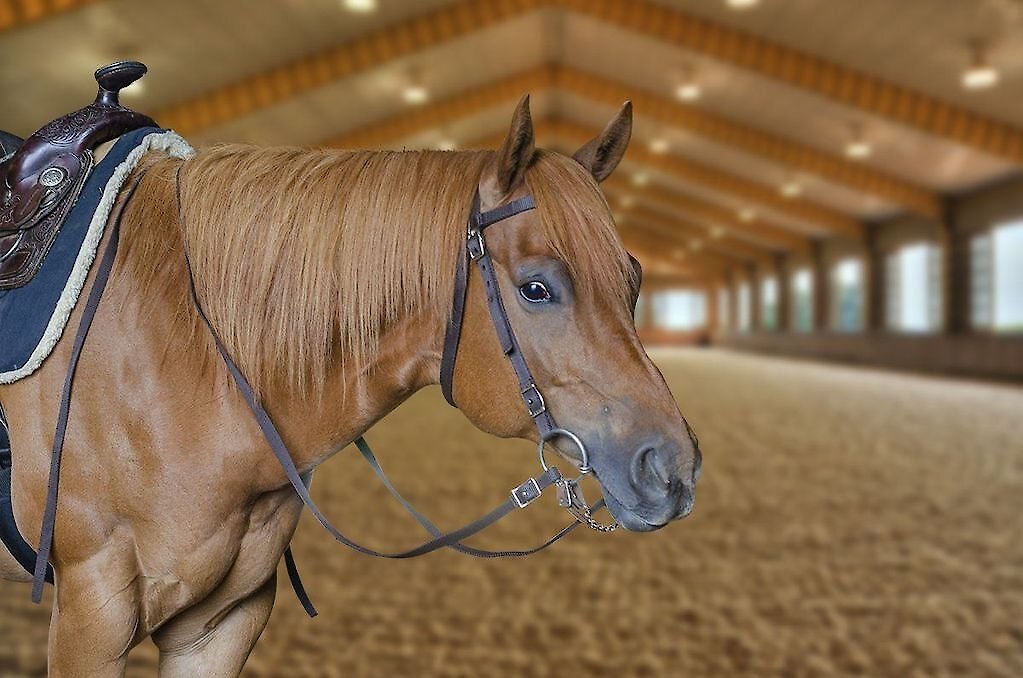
[123,145,634,397]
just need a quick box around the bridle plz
[195,186,619,614]
[439,190,616,532]
[29,173,618,612]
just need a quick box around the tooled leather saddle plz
[0,61,156,289]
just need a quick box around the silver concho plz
[39,167,66,188]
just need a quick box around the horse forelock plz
[124,144,633,398]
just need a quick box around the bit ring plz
[538,428,591,474]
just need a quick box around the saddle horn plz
[94,61,148,108]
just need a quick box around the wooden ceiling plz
[3,0,1022,284]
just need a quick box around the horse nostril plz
[631,445,674,491]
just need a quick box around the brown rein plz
[29,167,612,614]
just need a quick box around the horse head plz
[447,96,702,531]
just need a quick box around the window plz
[791,268,814,332]
[972,221,1023,333]
[737,281,751,332]
[651,290,706,331]
[994,221,1023,332]
[971,234,993,329]
[832,258,864,332]
[717,287,730,331]
[885,242,941,333]
[760,277,778,330]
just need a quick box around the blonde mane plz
[126,145,634,396]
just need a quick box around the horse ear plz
[573,101,632,183]
[481,94,535,205]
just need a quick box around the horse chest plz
[137,486,302,636]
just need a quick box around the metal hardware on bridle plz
[539,429,618,533]
[538,428,591,474]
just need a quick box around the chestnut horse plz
[0,97,701,676]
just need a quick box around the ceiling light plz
[844,123,872,159]
[963,64,998,90]
[343,0,377,13]
[402,84,428,104]
[631,172,650,187]
[780,179,803,198]
[710,225,726,239]
[437,138,457,151]
[845,140,872,159]
[689,239,704,252]
[675,82,701,102]
[737,208,756,222]
[962,42,999,90]
[649,138,670,154]
[726,0,759,9]
[619,194,636,209]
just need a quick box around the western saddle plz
[0,61,157,290]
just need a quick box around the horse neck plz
[265,310,444,473]
[122,155,453,481]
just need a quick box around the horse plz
[0,95,701,676]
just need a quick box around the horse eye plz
[518,280,552,304]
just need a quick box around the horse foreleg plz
[154,574,277,678]
[47,562,141,678]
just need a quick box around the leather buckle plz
[555,477,587,509]
[467,230,486,261]
[511,477,542,508]
[521,384,546,417]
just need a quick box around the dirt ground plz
[1,348,1021,677]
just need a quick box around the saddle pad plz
[0,128,193,383]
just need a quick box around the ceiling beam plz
[624,228,730,272]
[551,119,862,240]
[323,66,556,149]
[153,0,546,135]
[565,0,1023,163]
[618,202,775,266]
[319,70,850,246]
[0,0,98,34]
[627,222,739,270]
[604,189,774,265]
[148,0,1023,165]
[560,67,940,217]
[326,64,934,218]
[458,122,817,254]
[624,236,727,282]
[451,120,855,245]
[602,175,806,257]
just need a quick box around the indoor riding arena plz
[1,1,1022,677]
